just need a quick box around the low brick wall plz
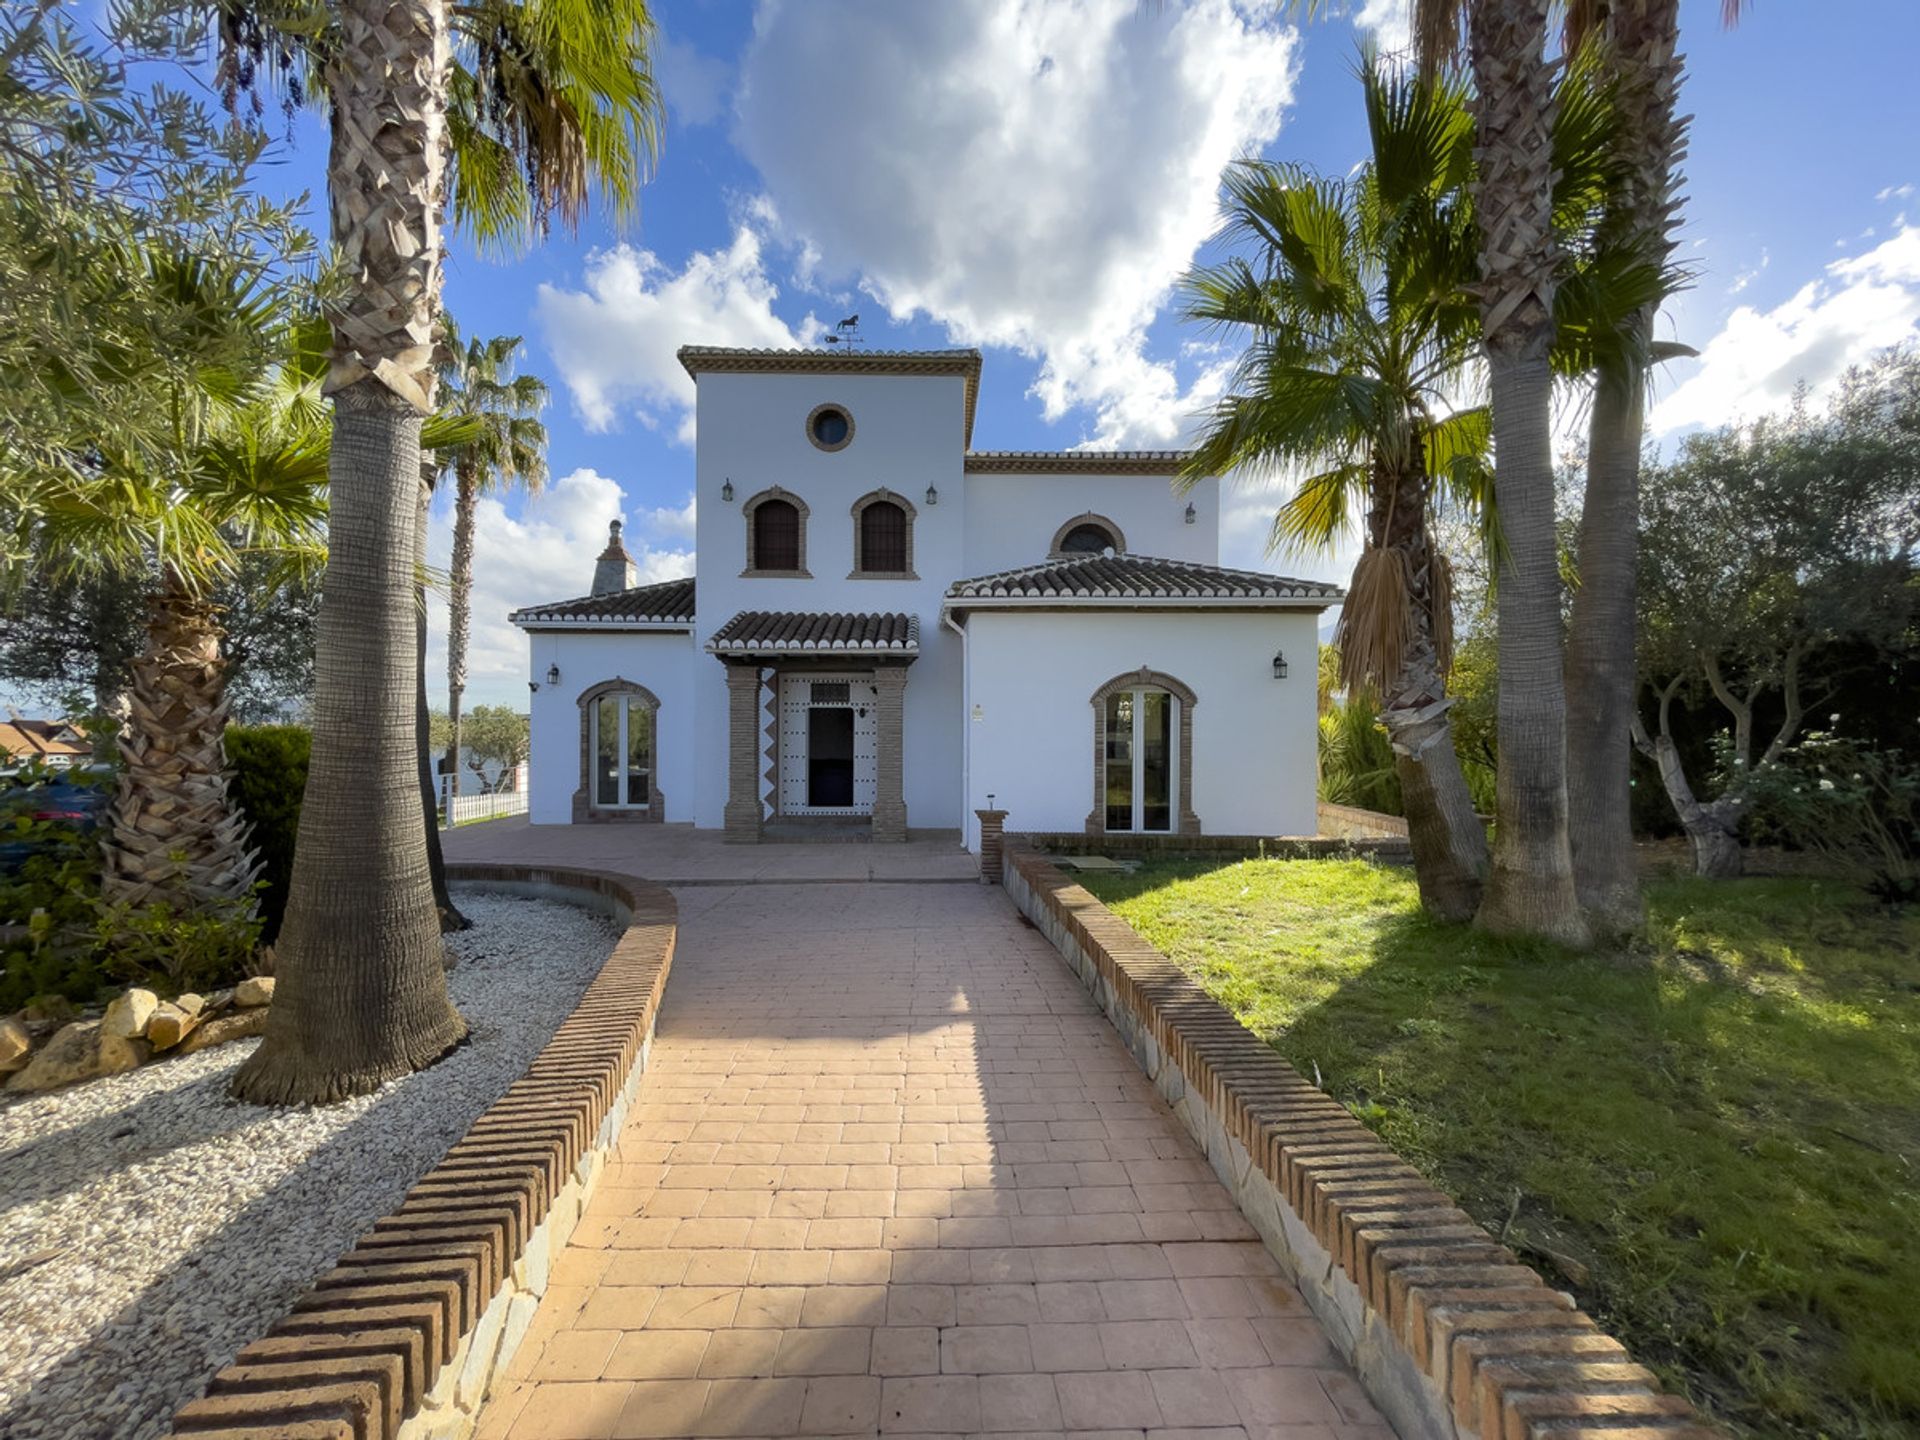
[168,864,676,1440]
[1016,829,1412,860]
[1002,848,1717,1440]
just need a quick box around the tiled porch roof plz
[706,610,921,657]
[946,553,1341,605]
[509,577,696,628]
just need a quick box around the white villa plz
[511,347,1338,850]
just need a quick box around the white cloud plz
[657,30,730,127]
[641,491,698,540]
[734,0,1298,446]
[1651,224,1920,436]
[1355,0,1411,56]
[1877,183,1914,203]
[1727,248,1767,295]
[534,229,819,441]
[424,468,695,709]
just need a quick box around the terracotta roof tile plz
[963,450,1190,475]
[946,553,1341,604]
[705,610,920,656]
[509,577,696,627]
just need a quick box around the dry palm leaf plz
[1429,549,1455,679]
[1335,546,1411,695]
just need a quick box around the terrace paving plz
[451,827,1386,1439]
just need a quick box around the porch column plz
[871,666,908,842]
[723,663,763,844]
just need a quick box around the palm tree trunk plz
[1566,0,1683,936]
[100,576,260,911]
[1370,459,1487,921]
[445,458,478,782]
[1566,367,1648,932]
[232,0,464,1105]
[1465,0,1590,947]
[418,468,468,932]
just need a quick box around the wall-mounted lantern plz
[1184,502,1197,525]
[925,484,939,506]
[720,478,735,503]
[1272,650,1288,680]
[546,663,562,686]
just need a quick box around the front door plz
[778,674,878,815]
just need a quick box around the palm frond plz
[1335,546,1412,694]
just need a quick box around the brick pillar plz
[975,809,1008,884]
[871,666,908,842]
[723,664,763,844]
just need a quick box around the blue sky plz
[25,0,1920,718]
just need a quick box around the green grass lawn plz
[1078,857,1920,1440]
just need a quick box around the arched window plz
[573,680,664,824]
[742,488,809,576]
[850,489,918,578]
[1087,668,1199,836]
[1051,513,1126,557]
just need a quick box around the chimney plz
[591,519,637,596]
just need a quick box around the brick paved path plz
[476,880,1388,1440]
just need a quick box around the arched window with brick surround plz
[1051,512,1126,557]
[850,489,917,578]
[1087,668,1199,836]
[573,679,664,823]
[742,487,809,576]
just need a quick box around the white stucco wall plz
[961,471,1221,576]
[959,607,1324,848]
[689,370,970,830]
[524,629,698,824]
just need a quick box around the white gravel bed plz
[0,890,621,1440]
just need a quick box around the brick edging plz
[167,864,676,1440]
[1002,847,1720,1440]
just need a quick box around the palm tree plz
[1410,0,1591,946]
[1562,0,1745,936]
[17,258,329,916]
[1182,67,1492,919]
[436,324,548,786]
[212,0,664,250]
[230,0,662,1105]
[231,0,468,1106]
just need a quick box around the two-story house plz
[511,347,1338,850]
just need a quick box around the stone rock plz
[6,1020,149,1093]
[204,988,235,1013]
[102,989,160,1040]
[174,1006,268,1055]
[234,976,275,1008]
[175,993,206,1018]
[145,1003,201,1052]
[0,1016,31,1074]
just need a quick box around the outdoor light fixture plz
[1184,502,1197,524]
[720,478,735,502]
[1272,650,1288,680]
[547,663,562,686]
[925,484,939,506]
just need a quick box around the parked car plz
[0,776,109,878]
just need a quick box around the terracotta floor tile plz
[470,877,1383,1440]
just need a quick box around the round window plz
[808,404,853,451]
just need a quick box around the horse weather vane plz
[822,313,863,348]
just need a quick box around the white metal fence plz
[439,764,528,827]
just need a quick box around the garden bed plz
[0,891,619,1440]
[1075,855,1920,1439]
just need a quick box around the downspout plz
[942,604,974,852]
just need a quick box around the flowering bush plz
[1748,731,1920,903]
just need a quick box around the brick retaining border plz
[1003,848,1720,1440]
[166,864,676,1440]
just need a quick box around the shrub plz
[1318,693,1403,815]
[226,724,310,942]
[93,895,264,994]
[0,805,109,1011]
[1748,731,1920,903]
